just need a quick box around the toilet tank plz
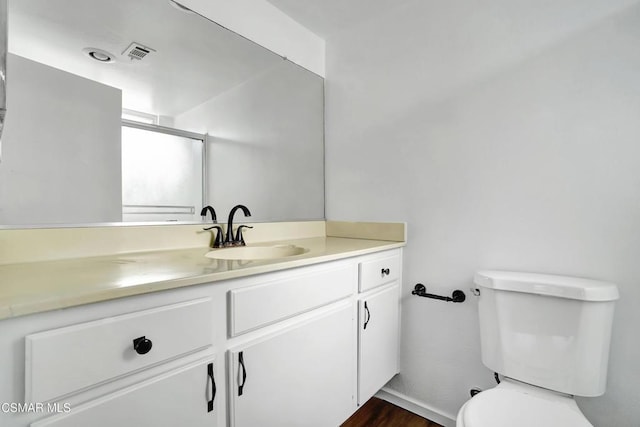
[474,271,619,397]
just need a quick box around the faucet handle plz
[235,225,253,246]
[204,225,224,248]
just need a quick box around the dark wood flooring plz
[341,397,444,427]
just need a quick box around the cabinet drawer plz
[31,358,219,427]
[26,298,213,403]
[358,253,400,292]
[229,265,354,337]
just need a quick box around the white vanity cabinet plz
[19,298,220,427]
[357,284,400,404]
[0,246,403,427]
[30,358,219,427]
[226,262,357,427]
[357,251,401,404]
[228,304,354,427]
[25,298,214,403]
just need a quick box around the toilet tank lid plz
[474,271,619,301]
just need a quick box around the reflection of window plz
[121,123,204,222]
[122,109,158,125]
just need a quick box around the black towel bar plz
[411,283,466,303]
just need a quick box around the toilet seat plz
[457,381,593,427]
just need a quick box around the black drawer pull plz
[363,301,371,330]
[238,351,247,396]
[207,363,216,412]
[133,336,152,355]
[381,268,390,276]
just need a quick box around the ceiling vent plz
[122,42,156,61]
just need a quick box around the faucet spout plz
[200,205,217,223]
[226,205,251,245]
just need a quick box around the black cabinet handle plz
[207,363,216,412]
[238,351,247,396]
[363,301,371,330]
[133,336,152,355]
[381,268,390,276]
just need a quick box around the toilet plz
[457,270,619,427]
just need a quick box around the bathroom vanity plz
[0,221,404,427]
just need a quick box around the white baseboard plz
[375,387,457,427]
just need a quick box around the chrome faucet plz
[225,205,251,246]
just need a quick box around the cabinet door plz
[358,283,399,404]
[228,304,354,427]
[31,359,219,427]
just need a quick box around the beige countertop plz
[0,236,404,320]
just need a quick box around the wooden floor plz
[341,397,444,427]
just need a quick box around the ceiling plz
[265,0,399,38]
[8,0,281,118]
[7,0,401,118]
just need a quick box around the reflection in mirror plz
[0,0,6,150]
[0,0,324,227]
[121,123,204,222]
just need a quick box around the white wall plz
[0,54,122,225]
[175,60,324,222]
[180,0,325,76]
[325,1,640,425]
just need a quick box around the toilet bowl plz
[456,378,592,427]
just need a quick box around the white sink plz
[205,245,308,261]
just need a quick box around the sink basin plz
[205,245,308,261]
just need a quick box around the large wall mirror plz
[0,0,324,227]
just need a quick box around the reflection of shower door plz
[121,121,205,222]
